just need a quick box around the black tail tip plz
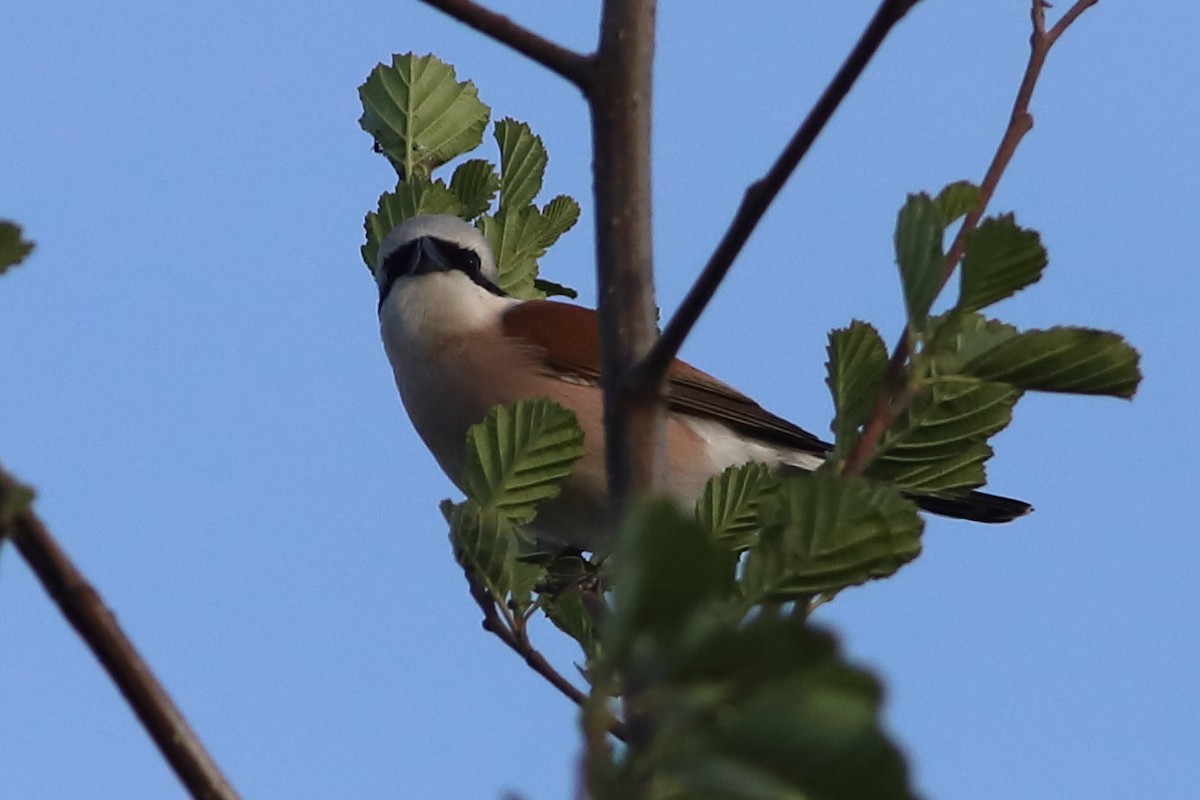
[912,490,1033,524]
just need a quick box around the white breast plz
[378,273,521,483]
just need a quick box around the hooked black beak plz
[378,236,449,310]
[377,232,506,312]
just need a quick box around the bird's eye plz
[459,249,482,275]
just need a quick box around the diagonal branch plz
[417,0,594,90]
[632,0,923,388]
[460,567,629,742]
[0,467,240,800]
[842,0,1102,477]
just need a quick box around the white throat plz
[380,270,519,351]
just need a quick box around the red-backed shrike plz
[374,214,1029,550]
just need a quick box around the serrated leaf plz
[934,180,981,225]
[449,158,500,218]
[447,500,526,600]
[494,118,547,212]
[0,221,34,275]
[696,463,779,550]
[462,398,585,523]
[826,321,888,451]
[962,326,1142,398]
[657,622,916,800]
[360,179,464,271]
[477,206,550,299]
[894,192,945,323]
[544,590,602,662]
[741,472,923,599]
[358,53,489,181]
[606,500,735,657]
[867,377,1019,493]
[665,622,916,800]
[928,311,1019,373]
[957,214,1047,312]
[537,195,581,248]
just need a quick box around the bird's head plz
[374,214,503,309]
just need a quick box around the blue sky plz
[2,2,1196,798]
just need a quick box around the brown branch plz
[842,0,1102,476]
[632,0,923,388]
[416,0,594,90]
[461,568,629,742]
[590,0,662,510]
[0,468,239,800]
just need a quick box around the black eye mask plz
[378,236,507,310]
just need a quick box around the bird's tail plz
[908,489,1032,523]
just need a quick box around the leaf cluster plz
[358,53,579,299]
[446,398,925,799]
[828,183,1141,494]
[432,181,1143,799]
[443,399,585,621]
[588,494,921,800]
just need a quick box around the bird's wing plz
[501,300,831,455]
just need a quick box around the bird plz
[373,213,1031,550]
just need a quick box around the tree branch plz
[0,468,239,800]
[417,0,594,90]
[461,568,629,742]
[590,0,661,510]
[632,0,922,388]
[842,0,1102,477]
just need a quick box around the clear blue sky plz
[2,2,1196,798]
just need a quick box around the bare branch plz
[417,0,594,90]
[590,0,662,509]
[842,0,1102,477]
[633,0,922,387]
[0,468,240,800]
[460,568,629,742]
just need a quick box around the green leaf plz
[449,158,500,218]
[537,194,581,248]
[696,463,779,550]
[928,311,1019,373]
[659,621,917,800]
[462,398,585,523]
[826,321,888,451]
[957,213,1047,312]
[741,472,923,599]
[0,221,34,275]
[606,500,735,658]
[893,192,945,323]
[477,206,550,299]
[358,52,490,181]
[446,500,526,600]
[867,377,1020,494]
[360,179,463,271]
[494,118,547,212]
[962,326,1142,398]
[544,589,602,662]
[934,180,981,225]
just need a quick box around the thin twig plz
[0,468,239,800]
[632,0,922,388]
[416,0,594,90]
[461,568,630,742]
[842,0,1102,476]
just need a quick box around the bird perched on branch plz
[373,214,1030,550]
